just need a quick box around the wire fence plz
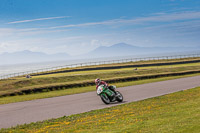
[0,54,200,80]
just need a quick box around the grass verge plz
[0,73,199,105]
[1,86,199,133]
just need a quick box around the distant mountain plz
[1,43,199,65]
[0,50,70,65]
[83,43,200,58]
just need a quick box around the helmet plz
[95,78,101,85]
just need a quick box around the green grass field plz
[1,86,199,133]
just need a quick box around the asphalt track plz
[0,75,200,129]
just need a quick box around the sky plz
[0,0,200,55]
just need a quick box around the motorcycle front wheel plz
[100,93,110,104]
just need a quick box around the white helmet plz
[95,78,101,85]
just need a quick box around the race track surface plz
[0,75,200,129]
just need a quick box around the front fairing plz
[97,85,115,98]
[97,85,105,95]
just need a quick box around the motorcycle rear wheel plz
[116,91,123,102]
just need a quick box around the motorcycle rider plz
[95,78,115,92]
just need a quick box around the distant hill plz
[83,43,200,58]
[0,50,70,65]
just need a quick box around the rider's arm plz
[101,81,109,87]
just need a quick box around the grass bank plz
[0,73,199,105]
[0,63,200,97]
[1,86,199,132]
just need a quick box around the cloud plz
[7,16,70,24]
[0,28,16,37]
[48,11,200,29]
[0,41,25,53]
[13,11,200,33]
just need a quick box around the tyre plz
[100,93,110,104]
[116,91,123,102]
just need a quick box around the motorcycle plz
[97,85,123,104]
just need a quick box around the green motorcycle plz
[97,85,123,104]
